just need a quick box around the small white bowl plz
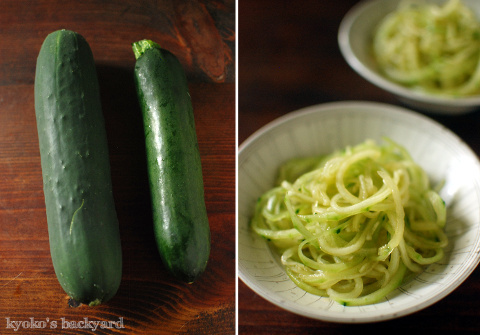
[338,0,480,114]
[238,101,480,323]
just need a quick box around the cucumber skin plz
[34,29,122,305]
[133,44,210,283]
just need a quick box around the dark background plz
[239,0,480,333]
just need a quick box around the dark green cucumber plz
[34,29,122,305]
[132,40,210,283]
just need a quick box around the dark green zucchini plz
[34,29,122,305]
[132,40,210,283]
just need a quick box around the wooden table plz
[239,0,480,333]
[0,1,235,334]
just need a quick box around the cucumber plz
[132,40,210,283]
[34,29,122,305]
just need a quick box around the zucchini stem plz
[132,39,161,60]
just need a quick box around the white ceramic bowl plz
[238,101,480,323]
[338,0,480,114]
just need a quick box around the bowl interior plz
[238,101,480,323]
[338,0,480,113]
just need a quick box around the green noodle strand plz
[373,0,480,96]
[250,139,448,305]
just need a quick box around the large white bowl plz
[338,0,480,114]
[238,101,480,323]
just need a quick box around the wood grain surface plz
[239,0,480,333]
[0,1,235,334]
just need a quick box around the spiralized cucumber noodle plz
[373,0,480,96]
[251,139,447,306]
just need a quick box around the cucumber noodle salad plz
[373,0,480,96]
[251,139,447,306]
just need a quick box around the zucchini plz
[132,40,210,283]
[34,29,122,306]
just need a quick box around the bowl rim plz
[238,100,480,323]
[337,0,480,111]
